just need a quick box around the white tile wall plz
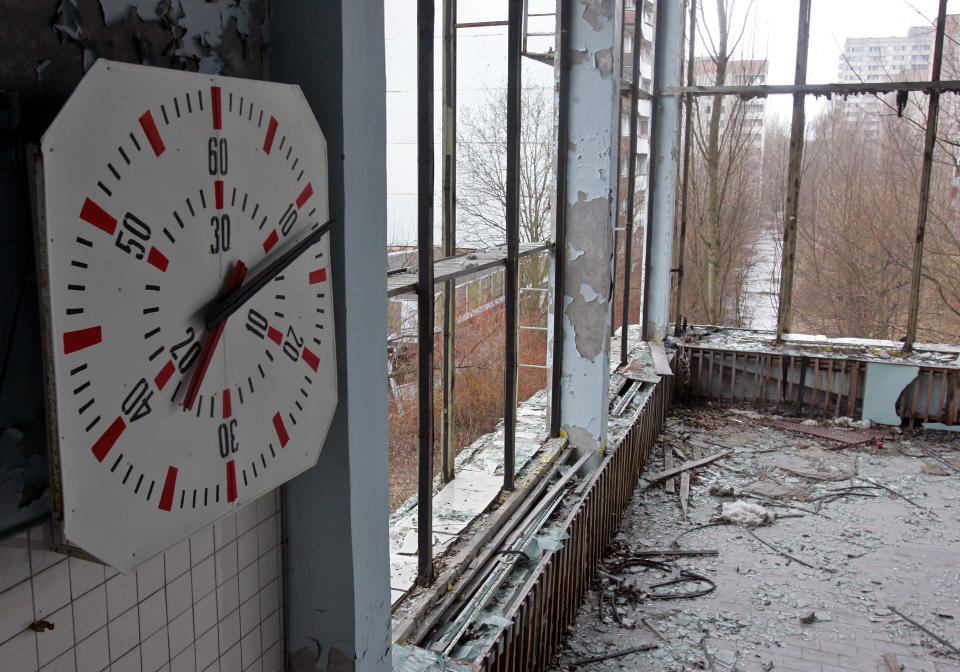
[0,490,284,672]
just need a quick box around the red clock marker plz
[296,183,313,209]
[63,326,102,354]
[226,460,238,502]
[215,180,224,210]
[139,110,165,156]
[154,360,176,390]
[79,199,117,235]
[91,416,126,462]
[309,269,327,285]
[262,230,279,253]
[222,389,232,419]
[211,86,222,130]
[158,466,178,511]
[147,247,169,272]
[263,116,278,154]
[301,347,320,372]
[273,412,289,447]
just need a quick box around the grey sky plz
[700,0,960,120]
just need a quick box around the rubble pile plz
[548,405,960,672]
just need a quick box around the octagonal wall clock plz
[35,60,337,571]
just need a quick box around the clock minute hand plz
[205,218,335,331]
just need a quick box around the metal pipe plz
[774,0,811,345]
[549,0,571,438]
[416,0,436,586]
[441,0,457,483]
[663,79,960,97]
[642,0,682,341]
[504,0,522,491]
[672,0,697,336]
[619,0,644,365]
[904,0,948,352]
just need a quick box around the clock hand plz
[204,218,334,331]
[183,261,248,411]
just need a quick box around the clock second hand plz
[183,261,248,411]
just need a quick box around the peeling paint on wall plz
[569,48,589,65]
[594,47,612,77]
[563,193,610,361]
[579,0,611,31]
[561,424,599,455]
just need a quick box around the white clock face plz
[39,61,336,570]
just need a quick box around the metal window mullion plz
[904,0,948,352]
[441,0,457,483]
[620,1,644,364]
[774,0,811,345]
[549,0,570,438]
[504,0,522,491]
[672,0,697,336]
[416,0,436,586]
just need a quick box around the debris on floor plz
[717,500,775,527]
[547,404,960,672]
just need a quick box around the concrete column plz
[271,2,391,671]
[548,0,620,465]
[643,0,682,340]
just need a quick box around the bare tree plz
[457,85,553,248]
[684,0,764,326]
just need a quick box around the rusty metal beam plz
[904,0,948,352]
[416,0,436,586]
[774,0,811,345]
[441,0,457,483]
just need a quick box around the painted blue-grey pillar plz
[643,0,682,340]
[271,1,391,671]
[547,0,619,465]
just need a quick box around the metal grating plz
[466,375,674,670]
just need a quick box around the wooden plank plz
[664,449,675,494]
[649,341,673,376]
[645,451,732,484]
[679,471,690,519]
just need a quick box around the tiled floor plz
[0,490,283,672]
[549,406,960,672]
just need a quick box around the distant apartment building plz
[836,25,934,133]
[693,58,769,156]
